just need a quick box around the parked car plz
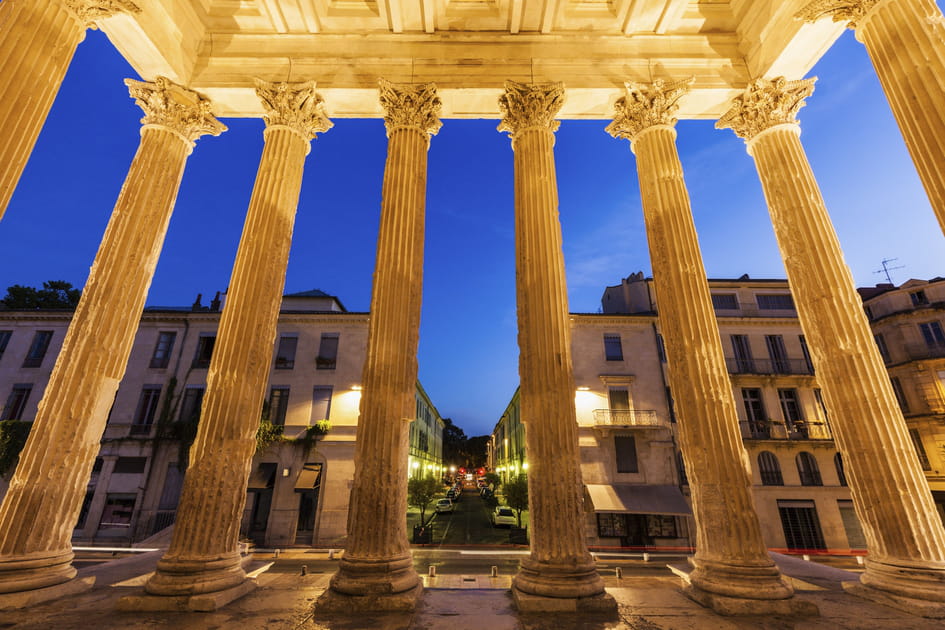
[491,506,516,527]
[435,498,454,514]
[446,488,460,501]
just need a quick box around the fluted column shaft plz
[0,77,222,596]
[499,81,607,605]
[0,0,137,219]
[325,80,439,607]
[748,122,945,600]
[800,0,945,236]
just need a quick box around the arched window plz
[797,452,823,486]
[758,451,783,486]
[834,453,847,486]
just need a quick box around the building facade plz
[0,290,443,548]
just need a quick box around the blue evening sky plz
[2,28,943,437]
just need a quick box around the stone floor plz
[0,550,940,629]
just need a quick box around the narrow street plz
[408,486,529,547]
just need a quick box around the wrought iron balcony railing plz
[725,358,813,376]
[740,418,832,441]
[591,409,666,428]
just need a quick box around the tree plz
[462,434,489,468]
[407,475,441,528]
[2,280,81,310]
[504,474,529,528]
[441,417,467,465]
[484,471,501,491]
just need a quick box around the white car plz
[435,498,454,514]
[491,506,516,527]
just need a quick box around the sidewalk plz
[0,550,938,629]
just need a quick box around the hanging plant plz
[0,420,32,477]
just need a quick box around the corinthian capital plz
[497,81,565,139]
[63,0,140,29]
[125,77,227,145]
[716,77,817,141]
[605,78,694,142]
[378,79,442,140]
[255,80,333,142]
[796,0,881,29]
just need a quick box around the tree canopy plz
[504,474,529,528]
[1,281,81,310]
[407,475,441,528]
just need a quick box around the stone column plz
[719,76,945,618]
[318,79,440,612]
[0,0,139,219]
[497,80,614,613]
[0,77,223,608]
[131,81,331,611]
[799,0,945,236]
[606,80,809,617]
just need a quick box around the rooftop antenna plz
[874,258,904,285]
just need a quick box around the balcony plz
[901,343,945,362]
[592,409,667,429]
[725,358,813,376]
[740,419,832,441]
[102,423,154,439]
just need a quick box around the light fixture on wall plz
[351,384,362,391]
[282,467,290,477]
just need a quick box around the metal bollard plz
[642,552,650,562]
[802,554,810,562]
[300,565,308,576]
[491,566,498,578]
[273,549,280,559]
[428,565,437,578]
[856,556,865,566]
[615,567,622,579]
[328,549,335,560]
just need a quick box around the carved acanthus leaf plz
[124,77,227,144]
[606,78,694,141]
[497,81,565,138]
[378,79,442,139]
[64,0,141,29]
[255,80,333,140]
[716,76,817,141]
[796,0,880,29]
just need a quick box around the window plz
[757,294,795,310]
[192,335,215,368]
[98,494,137,530]
[0,330,11,359]
[178,387,204,424]
[274,335,298,369]
[666,387,676,424]
[113,456,147,474]
[874,333,891,363]
[149,331,176,369]
[838,500,866,549]
[131,386,161,435]
[614,435,638,473]
[731,335,754,372]
[316,333,339,369]
[646,515,678,538]
[834,453,847,486]
[312,386,333,421]
[778,388,804,432]
[2,384,32,420]
[741,388,767,436]
[22,330,52,367]
[919,321,945,348]
[796,452,823,486]
[269,387,290,425]
[765,335,789,373]
[758,452,783,486]
[909,428,932,471]
[911,290,929,306]
[603,334,623,361]
[597,513,628,538]
[799,335,814,373]
[712,293,739,310]
[814,389,829,426]
[890,377,910,413]
[676,451,687,485]
[608,388,630,410]
[655,334,666,363]
[777,500,826,550]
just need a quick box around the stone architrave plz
[606,80,812,617]
[498,80,615,613]
[317,79,440,612]
[0,0,139,220]
[799,0,945,236]
[126,81,331,612]
[719,76,945,618]
[0,76,223,608]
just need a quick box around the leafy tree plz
[0,420,31,477]
[407,475,441,527]
[484,471,501,491]
[462,434,489,468]
[504,474,529,528]
[441,417,467,465]
[1,280,81,310]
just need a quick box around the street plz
[407,485,529,547]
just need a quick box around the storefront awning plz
[586,484,691,516]
[247,463,277,490]
[294,463,322,491]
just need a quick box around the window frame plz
[22,330,53,368]
[192,334,216,369]
[2,384,32,420]
[316,333,339,370]
[603,334,624,362]
[274,334,298,370]
[796,452,823,486]
[149,331,177,369]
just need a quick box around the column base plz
[143,551,247,597]
[844,557,945,619]
[683,583,818,617]
[511,556,614,613]
[0,576,94,611]
[512,586,617,613]
[317,552,422,612]
[0,549,78,594]
[116,578,257,612]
